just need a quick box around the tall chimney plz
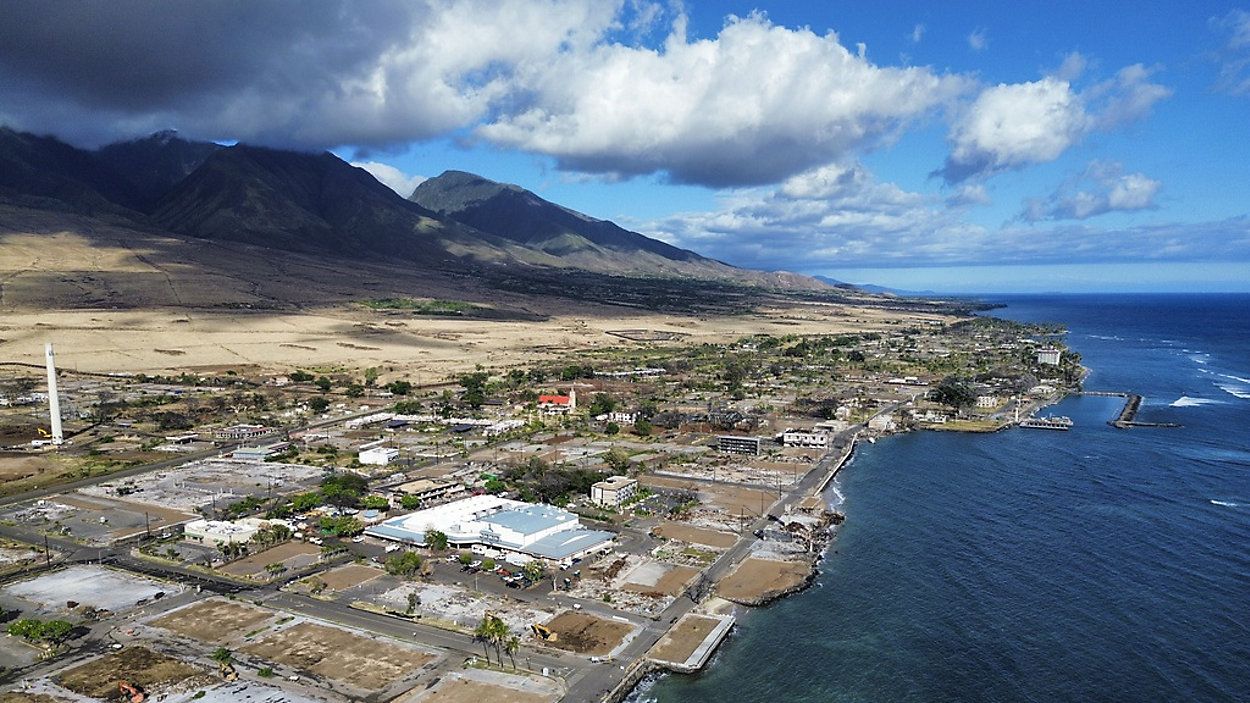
[44,343,63,445]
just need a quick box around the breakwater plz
[1079,391,1181,428]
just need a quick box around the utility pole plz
[144,512,151,540]
[43,534,50,567]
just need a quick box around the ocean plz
[630,294,1250,703]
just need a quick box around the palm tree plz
[473,617,495,665]
[490,618,510,667]
[504,634,520,670]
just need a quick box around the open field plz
[3,564,176,615]
[151,599,274,643]
[56,646,208,699]
[0,210,950,379]
[0,694,67,703]
[399,670,561,703]
[716,557,811,604]
[652,522,738,549]
[543,611,633,657]
[649,614,722,664]
[218,541,321,579]
[317,563,384,591]
[242,621,437,692]
[619,561,699,598]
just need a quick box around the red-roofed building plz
[538,389,577,415]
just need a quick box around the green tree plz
[932,376,977,412]
[211,647,233,665]
[605,421,620,435]
[290,370,314,383]
[315,376,332,393]
[345,384,364,398]
[362,495,390,510]
[400,494,422,510]
[523,560,544,583]
[385,551,424,578]
[587,393,616,416]
[406,591,420,615]
[309,397,330,413]
[425,529,449,551]
[388,380,413,395]
[633,417,653,436]
[504,634,521,670]
[363,367,380,387]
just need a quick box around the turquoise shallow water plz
[631,294,1250,703]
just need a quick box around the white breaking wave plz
[1215,383,1250,400]
[1210,500,1240,508]
[1170,396,1220,407]
[1219,373,1250,384]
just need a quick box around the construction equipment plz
[219,661,238,681]
[118,680,147,703]
[37,427,51,437]
[530,623,558,642]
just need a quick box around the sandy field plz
[649,614,722,664]
[0,694,66,703]
[642,475,779,519]
[620,561,699,598]
[56,646,209,699]
[716,557,812,604]
[4,564,176,615]
[242,621,437,692]
[151,599,274,643]
[543,611,633,657]
[219,541,321,579]
[398,669,561,703]
[0,214,948,379]
[317,563,384,591]
[652,522,739,549]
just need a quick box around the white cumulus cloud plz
[1021,161,1161,221]
[351,161,426,197]
[938,64,1170,182]
[478,12,970,186]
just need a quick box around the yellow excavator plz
[530,623,558,642]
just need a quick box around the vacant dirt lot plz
[716,558,811,604]
[0,694,67,703]
[242,621,436,692]
[652,522,738,549]
[641,475,777,519]
[649,614,721,664]
[621,563,699,598]
[543,611,632,657]
[219,541,320,579]
[318,563,384,591]
[398,669,560,703]
[151,599,273,643]
[57,647,207,699]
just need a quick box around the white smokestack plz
[44,342,63,445]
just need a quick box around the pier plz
[1082,391,1181,428]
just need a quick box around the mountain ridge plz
[0,127,828,291]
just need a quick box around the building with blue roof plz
[365,494,614,565]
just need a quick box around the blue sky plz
[3,1,1248,292]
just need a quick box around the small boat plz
[1020,416,1073,430]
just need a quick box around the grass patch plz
[361,298,481,315]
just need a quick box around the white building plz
[867,414,897,432]
[1037,348,1062,365]
[975,395,999,409]
[781,429,830,448]
[184,517,292,546]
[538,390,577,415]
[359,446,399,466]
[366,494,613,565]
[590,475,639,508]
